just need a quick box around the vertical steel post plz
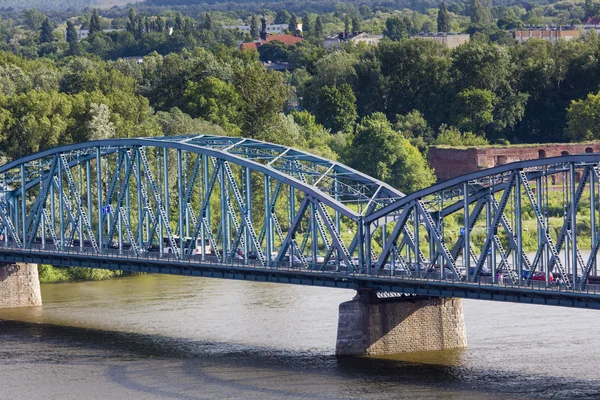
[334,171,340,269]
[289,184,295,268]
[97,148,103,251]
[158,149,163,255]
[536,176,544,279]
[357,217,364,274]
[463,182,470,273]
[20,164,25,245]
[516,171,523,285]
[178,149,184,256]
[570,163,577,286]
[202,155,208,260]
[592,166,597,276]
[486,194,493,281]
[86,160,92,228]
[220,161,227,258]
[264,175,272,264]
[136,148,143,250]
[311,202,318,268]
[58,155,65,251]
[414,203,420,275]
[244,167,250,262]
[163,147,170,242]
[365,223,372,271]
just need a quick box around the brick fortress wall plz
[429,143,600,182]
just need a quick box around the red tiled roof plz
[262,34,303,46]
[240,42,260,50]
[240,35,303,51]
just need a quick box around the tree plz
[348,112,435,193]
[89,9,101,35]
[234,64,289,140]
[126,8,136,34]
[565,91,600,141]
[66,21,78,44]
[87,103,115,141]
[384,17,409,41]
[434,124,489,146]
[275,10,291,25]
[454,88,496,133]
[302,13,312,38]
[470,0,492,27]
[204,13,213,30]
[586,0,596,18]
[315,84,357,133]
[22,9,45,30]
[315,16,324,38]
[250,16,259,40]
[377,40,451,127]
[40,18,55,44]
[395,110,435,148]
[156,107,226,136]
[438,1,450,33]
[352,16,361,33]
[289,14,299,34]
[344,15,351,33]
[184,77,240,131]
[258,40,290,62]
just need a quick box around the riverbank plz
[38,264,130,283]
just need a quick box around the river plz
[1,274,600,399]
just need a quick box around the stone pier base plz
[0,263,42,308]
[336,293,467,356]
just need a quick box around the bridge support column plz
[336,290,466,356]
[0,263,42,308]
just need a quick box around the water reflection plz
[1,274,600,399]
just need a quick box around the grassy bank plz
[38,265,129,284]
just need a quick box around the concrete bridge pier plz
[335,290,467,356]
[0,263,42,308]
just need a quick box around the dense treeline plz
[3,4,600,192]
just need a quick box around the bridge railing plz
[4,241,600,297]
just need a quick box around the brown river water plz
[1,274,600,400]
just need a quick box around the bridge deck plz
[3,246,600,310]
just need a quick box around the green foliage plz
[438,1,450,32]
[40,18,55,44]
[183,76,240,131]
[434,124,490,146]
[38,264,126,283]
[384,16,409,41]
[348,112,435,193]
[315,83,358,133]
[565,91,600,141]
[455,87,497,132]
[234,62,289,140]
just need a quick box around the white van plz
[161,237,211,256]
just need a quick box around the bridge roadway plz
[3,244,600,310]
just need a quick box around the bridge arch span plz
[370,153,600,290]
[0,135,402,271]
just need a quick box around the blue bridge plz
[1,135,600,315]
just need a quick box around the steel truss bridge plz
[2,135,600,309]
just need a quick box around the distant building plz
[513,28,581,44]
[240,18,303,51]
[69,29,123,41]
[429,143,600,182]
[224,23,302,35]
[323,32,383,49]
[410,32,470,49]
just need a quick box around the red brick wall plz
[429,143,600,182]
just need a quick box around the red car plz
[531,271,553,283]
